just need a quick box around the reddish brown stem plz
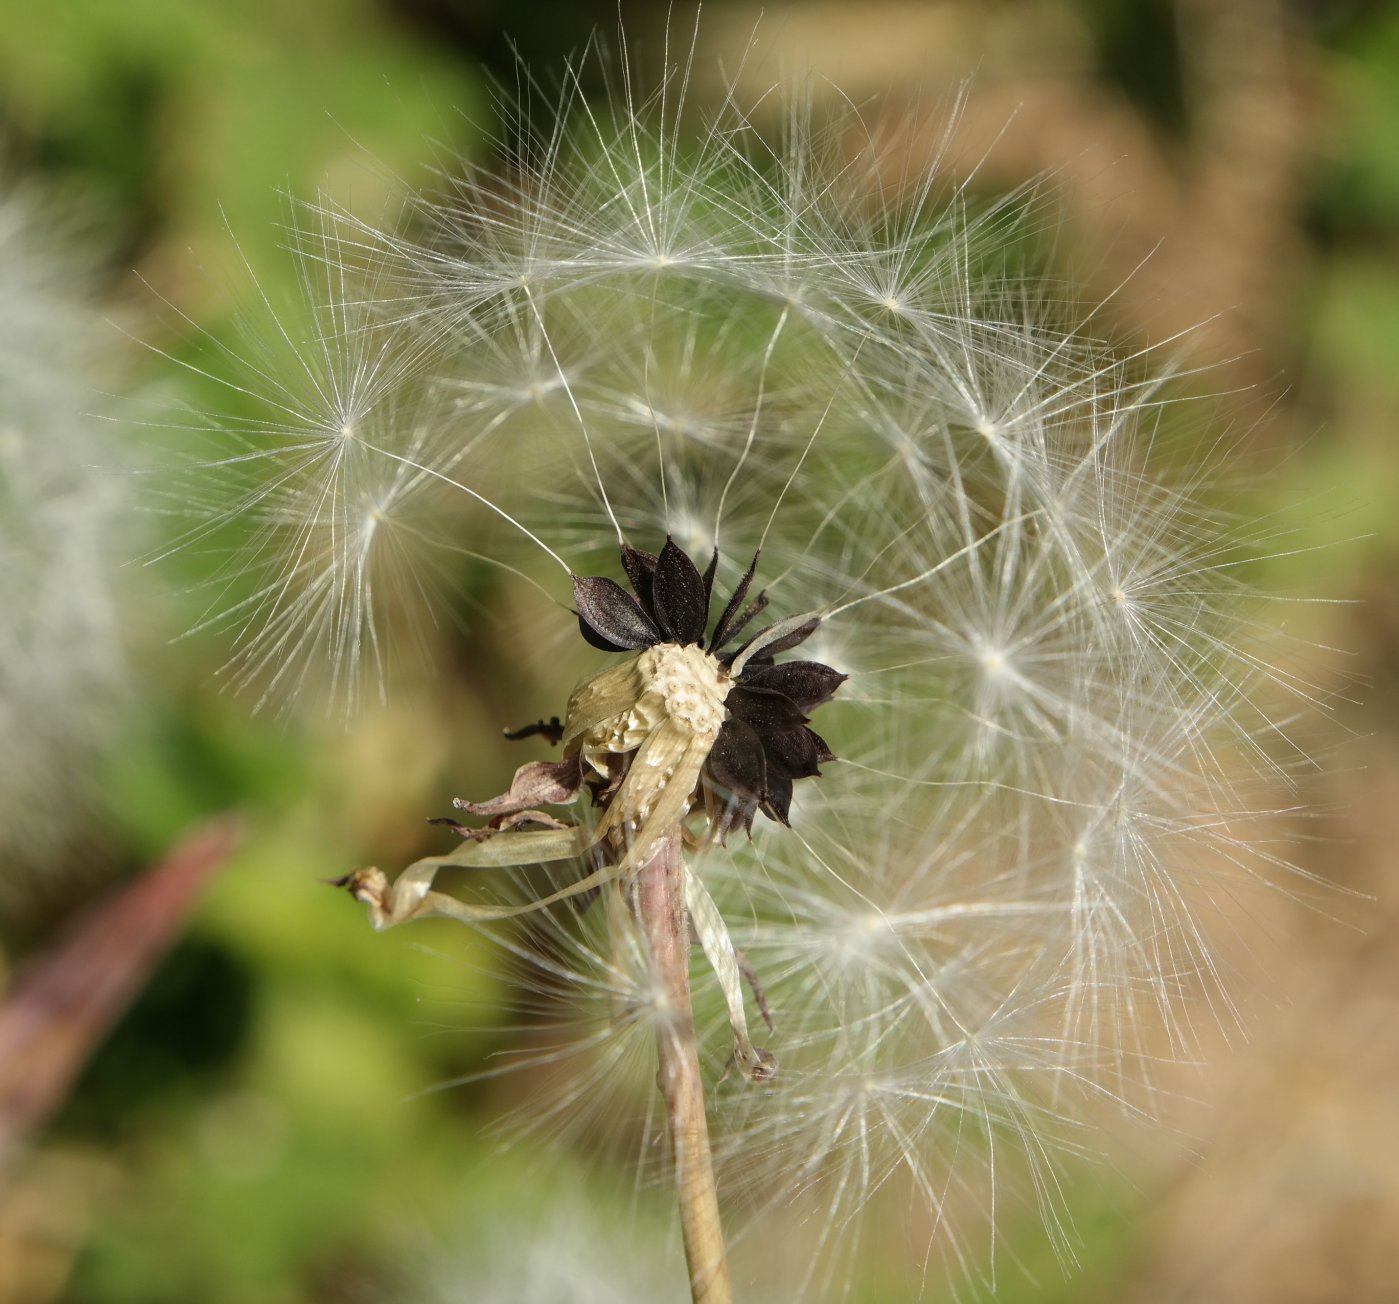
[635,832,733,1304]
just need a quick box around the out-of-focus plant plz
[0,188,131,903]
[167,30,1330,1302]
[402,1168,695,1304]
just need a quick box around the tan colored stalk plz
[635,831,733,1304]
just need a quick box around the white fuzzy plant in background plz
[173,31,1327,1303]
[0,189,129,897]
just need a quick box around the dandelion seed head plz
[174,33,1337,1296]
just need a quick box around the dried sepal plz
[429,809,572,838]
[560,656,651,755]
[451,757,582,822]
[341,824,594,930]
[596,714,710,849]
[501,716,564,744]
[685,864,775,1084]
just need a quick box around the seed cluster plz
[569,539,845,842]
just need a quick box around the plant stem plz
[636,831,733,1304]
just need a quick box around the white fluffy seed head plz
[174,36,1333,1295]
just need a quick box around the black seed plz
[620,544,658,615]
[572,574,662,650]
[706,774,756,845]
[708,717,768,806]
[763,726,823,779]
[726,684,809,730]
[761,767,794,825]
[710,551,760,651]
[652,537,710,644]
[732,615,821,667]
[808,730,837,766]
[742,661,847,711]
[717,595,770,659]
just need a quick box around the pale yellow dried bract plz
[685,863,772,1079]
[563,644,730,759]
[564,644,732,854]
[559,655,649,753]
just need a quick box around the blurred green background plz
[0,1,1394,1301]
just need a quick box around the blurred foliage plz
[1076,0,1187,132]
[0,0,473,265]
[0,0,1393,1301]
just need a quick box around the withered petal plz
[572,574,662,650]
[726,684,809,730]
[451,756,583,819]
[652,536,710,644]
[742,660,847,711]
[707,717,768,807]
